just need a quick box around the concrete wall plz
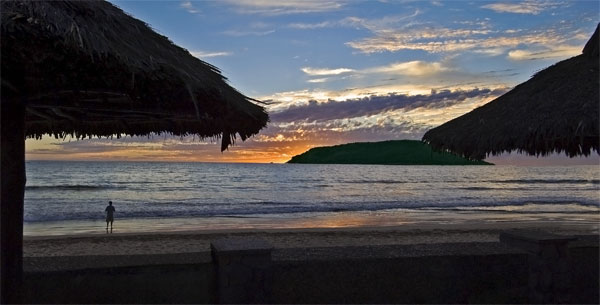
[24,263,215,304]
[569,237,600,304]
[23,253,216,304]
[22,234,599,304]
[271,243,529,304]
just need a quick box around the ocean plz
[24,161,600,235]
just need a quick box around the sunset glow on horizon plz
[25,0,599,164]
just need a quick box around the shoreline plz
[24,220,599,257]
[24,207,600,236]
[24,220,600,239]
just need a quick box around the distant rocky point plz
[287,140,492,165]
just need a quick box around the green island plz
[287,140,492,165]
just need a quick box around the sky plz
[25,0,599,164]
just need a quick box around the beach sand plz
[24,221,599,257]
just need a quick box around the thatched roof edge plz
[1,0,269,151]
[583,24,599,57]
[422,26,599,160]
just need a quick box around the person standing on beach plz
[105,201,115,233]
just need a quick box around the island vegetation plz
[287,140,492,165]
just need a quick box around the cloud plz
[221,0,344,15]
[180,1,200,14]
[252,120,427,147]
[300,60,452,84]
[365,61,448,76]
[301,67,355,76]
[343,10,421,28]
[481,1,561,15]
[507,45,581,60]
[307,78,330,83]
[270,88,507,123]
[342,12,591,58]
[252,87,508,151]
[223,21,276,37]
[346,25,585,56]
[261,75,511,113]
[222,29,275,36]
[287,10,420,31]
[242,86,508,161]
[190,50,233,58]
[302,60,449,79]
[288,21,335,29]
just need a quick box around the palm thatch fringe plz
[1,0,268,150]
[422,24,599,160]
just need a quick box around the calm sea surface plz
[24,161,600,235]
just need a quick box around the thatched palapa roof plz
[422,25,599,160]
[1,0,268,151]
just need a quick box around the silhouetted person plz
[105,201,115,233]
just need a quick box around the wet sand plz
[24,221,599,257]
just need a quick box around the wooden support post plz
[1,100,26,304]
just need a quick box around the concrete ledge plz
[24,252,212,272]
[569,234,600,248]
[273,242,524,261]
[501,230,576,243]
[500,229,575,252]
[20,235,599,304]
[211,237,272,257]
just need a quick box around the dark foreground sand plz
[24,221,599,257]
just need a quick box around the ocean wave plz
[458,187,496,191]
[26,185,125,191]
[455,186,571,191]
[23,199,600,222]
[344,180,403,184]
[487,179,600,184]
[420,202,600,214]
[335,179,599,185]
